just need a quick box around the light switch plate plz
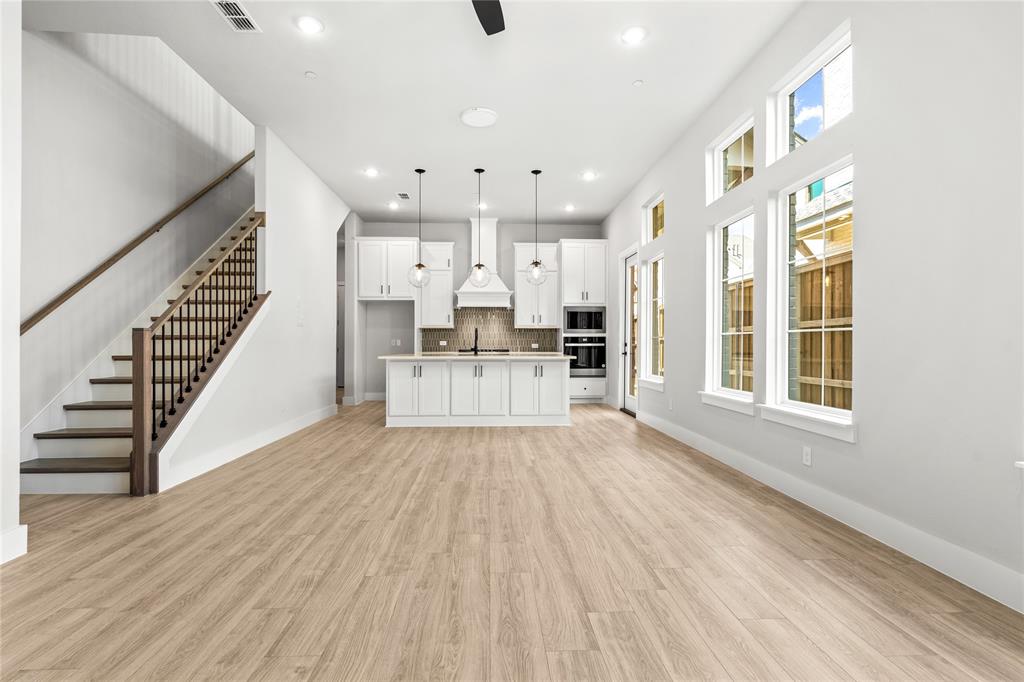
[531,343,539,349]
[802,446,812,467]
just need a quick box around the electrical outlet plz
[439,340,447,347]
[668,398,674,411]
[802,446,812,467]
[395,339,401,347]
[531,343,539,349]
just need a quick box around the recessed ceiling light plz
[565,203,576,212]
[632,79,645,88]
[387,201,399,210]
[304,70,318,80]
[296,16,324,34]
[364,168,379,178]
[621,26,648,45]
[477,202,488,210]
[460,107,498,128]
[581,170,597,182]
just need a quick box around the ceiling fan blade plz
[472,0,505,35]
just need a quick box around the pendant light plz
[407,168,431,288]
[525,169,548,286]
[469,168,491,288]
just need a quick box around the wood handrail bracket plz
[20,151,256,335]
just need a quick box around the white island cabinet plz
[379,353,571,427]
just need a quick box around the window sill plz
[639,378,665,393]
[699,391,755,416]
[759,403,857,443]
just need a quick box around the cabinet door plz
[477,362,505,416]
[515,243,558,272]
[514,271,538,328]
[357,241,387,298]
[538,244,559,271]
[561,243,586,304]
[450,362,478,416]
[420,270,453,327]
[417,363,446,416]
[536,276,559,327]
[421,242,453,271]
[584,243,607,304]
[537,362,567,415]
[387,362,418,416]
[386,241,417,299]
[508,362,538,415]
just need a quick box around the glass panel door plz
[623,253,639,414]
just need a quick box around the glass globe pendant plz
[526,169,546,286]
[408,261,431,287]
[408,169,430,289]
[469,168,491,288]
[525,259,547,285]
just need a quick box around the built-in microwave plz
[563,336,607,377]
[564,306,605,334]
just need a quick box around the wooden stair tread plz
[64,400,164,410]
[35,427,132,439]
[21,457,129,474]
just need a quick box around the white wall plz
[343,211,364,404]
[156,127,349,490]
[20,31,254,426]
[0,0,26,563]
[602,1,1024,611]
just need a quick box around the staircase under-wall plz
[20,209,268,495]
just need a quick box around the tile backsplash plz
[420,308,558,352]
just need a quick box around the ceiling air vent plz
[211,1,262,33]
[396,193,411,200]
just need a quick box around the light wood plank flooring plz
[2,402,1022,680]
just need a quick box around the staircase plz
[20,209,268,496]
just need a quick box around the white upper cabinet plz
[356,239,417,300]
[514,243,558,272]
[513,243,560,328]
[560,240,607,304]
[417,242,454,327]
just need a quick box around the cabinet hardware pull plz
[534,365,537,377]
[381,284,384,294]
[412,364,417,378]
[387,284,391,295]
[479,364,483,377]
[540,364,544,377]
[473,365,477,378]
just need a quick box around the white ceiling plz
[24,1,798,223]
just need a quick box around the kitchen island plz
[377,352,573,427]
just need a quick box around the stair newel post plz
[131,328,153,496]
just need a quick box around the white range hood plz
[456,218,512,308]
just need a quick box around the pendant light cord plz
[531,170,542,262]
[417,170,423,261]
[475,169,484,266]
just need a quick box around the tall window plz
[788,45,852,151]
[722,127,754,194]
[628,261,639,397]
[648,196,665,241]
[786,165,853,410]
[717,214,755,392]
[648,257,665,378]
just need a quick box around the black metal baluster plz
[189,292,197,388]
[252,231,258,303]
[168,312,177,415]
[242,235,250,316]
[160,322,168,428]
[202,280,210,369]
[232,244,240,328]
[221,262,230,342]
[151,335,158,441]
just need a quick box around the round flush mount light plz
[565,203,576,212]
[581,170,598,182]
[304,70,318,80]
[460,107,498,128]
[387,200,399,210]
[296,16,324,34]
[621,26,648,45]
[364,167,379,178]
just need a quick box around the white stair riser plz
[65,410,133,428]
[91,384,132,401]
[21,472,129,494]
[36,438,132,458]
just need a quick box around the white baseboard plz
[1,525,28,564]
[341,396,357,406]
[161,403,337,492]
[637,411,1024,615]
[364,392,385,401]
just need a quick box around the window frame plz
[767,21,852,166]
[706,114,755,205]
[703,208,756,413]
[767,155,855,432]
[643,193,666,245]
[640,252,666,390]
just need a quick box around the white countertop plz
[378,352,573,361]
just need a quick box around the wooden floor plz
[2,403,1022,680]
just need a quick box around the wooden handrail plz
[149,211,264,331]
[20,150,256,335]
